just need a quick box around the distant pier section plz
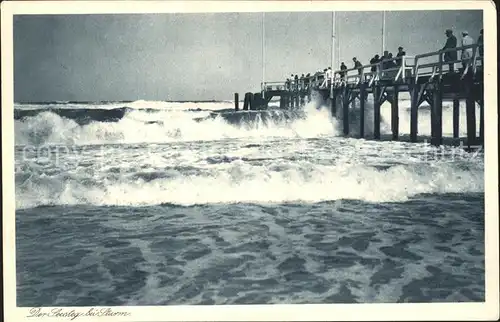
[237,44,484,147]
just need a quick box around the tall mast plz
[262,12,265,92]
[336,12,340,68]
[382,11,386,54]
[331,11,336,69]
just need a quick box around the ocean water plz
[15,99,485,306]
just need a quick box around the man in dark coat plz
[477,29,483,57]
[442,29,458,72]
[396,46,406,66]
[340,62,347,80]
[370,55,379,72]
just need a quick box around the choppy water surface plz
[15,100,485,305]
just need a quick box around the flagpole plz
[262,12,265,94]
[331,11,336,69]
[337,12,340,69]
[382,11,386,54]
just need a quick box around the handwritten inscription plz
[27,308,131,320]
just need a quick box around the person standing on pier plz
[290,74,295,91]
[352,57,363,82]
[294,74,299,91]
[442,29,457,73]
[477,29,483,57]
[387,53,397,68]
[299,74,305,91]
[370,55,379,72]
[461,31,475,71]
[321,68,331,89]
[396,46,406,66]
[304,73,310,91]
[340,62,347,82]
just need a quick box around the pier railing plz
[261,44,483,94]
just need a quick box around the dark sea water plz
[15,100,485,306]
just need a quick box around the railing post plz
[234,93,239,111]
[401,56,406,82]
[438,52,443,80]
[414,57,420,83]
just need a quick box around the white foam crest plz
[15,101,338,146]
[14,100,235,111]
[15,161,483,209]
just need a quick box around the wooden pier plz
[238,44,484,147]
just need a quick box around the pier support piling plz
[479,82,484,144]
[343,87,349,136]
[373,86,381,140]
[410,83,419,142]
[331,90,337,117]
[391,86,399,140]
[465,95,476,146]
[234,93,239,111]
[465,75,476,146]
[453,99,460,138]
[243,92,251,110]
[431,82,443,146]
[359,83,366,138]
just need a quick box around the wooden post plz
[290,93,294,109]
[249,93,255,110]
[479,101,484,144]
[373,85,381,140]
[331,89,337,116]
[343,87,350,136]
[465,74,476,146]
[431,82,443,146]
[453,99,460,138]
[391,86,399,140]
[410,83,419,142]
[359,83,366,138]
[243,92,250,110]
[280,95,285,109]
[234,93,239,111]
[479,83,484,144]
[295,94,300,108]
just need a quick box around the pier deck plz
[247,44,484,147]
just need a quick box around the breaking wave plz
[15,155,483,209]
[15,101,338,146]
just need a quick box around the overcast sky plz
[14,10,482,102]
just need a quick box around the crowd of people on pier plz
[282,28,483,92]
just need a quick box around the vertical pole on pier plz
[359,83,366,138]
[453,99,460,138]
[431,82,443,146]
[343,87,350,135]
[290,93,295,109]
[391,85,399,140]
[410,83,419,142]
[234,93,239,111]
[296,94,300,108]
[373,85,381,140]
